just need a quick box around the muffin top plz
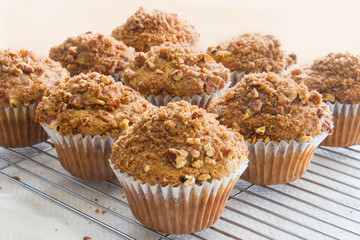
[111,7,200,52]
[122,42,230,97]
[49,32,135,77]
[207,72,333,144]
[207,33,297,74]
[110,101,248,187]
[0,49,69,108]
[35,72,151,138]
[288,52,360,104]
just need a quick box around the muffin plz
[122,42,230,107]
[0,49,69,148]
[288,52,360,147]
[207,72,333,185]
[110,101,248,234]
[49,32,135,77]
[111,7,200,52]
[207,33,297,85]
[35,72,151,180]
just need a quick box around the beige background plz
[1,1,360,239]
[1,0,360,65]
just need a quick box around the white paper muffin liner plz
[0,103,48,148]
[240,132,328,185]
[42,124,116,181]
[321,102,360,147]
[146,79,232,108]
[230,71,245,87]
[110,161,248,234]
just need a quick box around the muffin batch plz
[1,6,359,235]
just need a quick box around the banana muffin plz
[208,72,333,185]
[0,48,69,147]
[36,72,151,180]
[288,52,360,147]
[122,42,230,106]
[110,101,248,234]
[49,32,135,76]
[207,33,297,74]
[111,7,200,52]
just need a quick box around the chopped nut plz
[59,102,68,112]
[167,148,188,169]
[249,99,263,112]
[297,85,309,101]
[301,136,312,143]
[206,148,215,157]
[191,112,203,119]
[11,68,23,76]
[68,46,78,55]
[322,93,335,103]
[290,68,303,75]
[68,95,84,109]
[197,174,211,181]
[101,76,112,85]
[205,157,216,164]
[224,92,235,101]
[145,57,156,70]
[255,126,266,135]
[183,175,195,187]
[186,138,201,145]
[249,88,259,98]
[120,119,130,130]
[17,63,34,74]
[223,149,235,160]
[155,69,164,74]
[203,143,212,151]
[134,54,146,67]
[264,136,271,144]
[144,166,150,172]
[204,55,214,63]
[190,150,200,158]
[287,89,298,102]
[217,152,225,162]
[242,112,250,121]
[201,67,207,73]
[171,69,183,81]
[63,92,73,100]
[192,160,203,168]
[177,58,184,64]
[91,99,105,105]
[8,50,18,57]
[79,79,87,88]
[278,93,290,105]
[232,122,240,131]
[323,119,334,135]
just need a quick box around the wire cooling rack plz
[0,141,359,240]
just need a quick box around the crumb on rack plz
[83,237,91,240]
[101,210,107,215]
[94,198,98,202]
[95,208,100,214]
[12,176,20,181]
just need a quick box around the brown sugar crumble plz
[0,49,69,108]
[49,32,135,77]
[110,101,248,187]
[122,42,230,97]
[288,52,360,104]
[35,72,152,138]
[207,33,296,74]
[207,72,333,144]
[111,7,199,52]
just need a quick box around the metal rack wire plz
[0,141,359,240]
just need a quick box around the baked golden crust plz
[0,49,69,108]
[111,7,200,52]
[207,33,297,73]
[122,42,230,97]
[207,73,333,144]
[288,52,360,104]
[110,101,248,187]
[49,32,135,77]
[35,72,151,138]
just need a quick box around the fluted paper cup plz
[321,102,360,147]
[230,71,245,87]
[146,80,232,108]
[0,103,48,148]
[42,124,116,181]
[111,161,248,234]
[241,132,328,185]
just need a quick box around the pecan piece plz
[171,69,183,81]
[17,63,34,74]
[167,148,188,169]
[134,53,146,67]
[249,99,263,112]
[68,94,84,109]
[183,175,195,187]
